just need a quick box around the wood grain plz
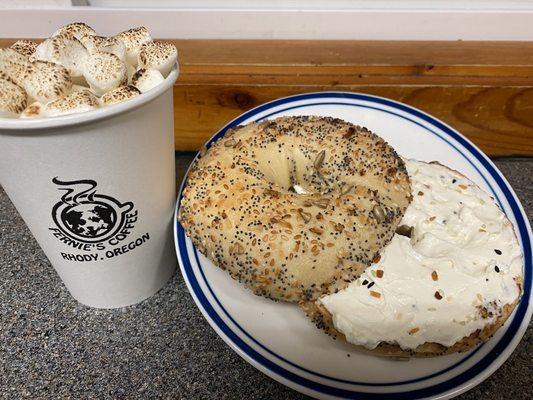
[173,85,533,156]
[171,40,533,156]
[1,39,532,155]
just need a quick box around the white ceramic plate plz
[174,92,532,399]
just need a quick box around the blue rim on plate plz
[174,92,532,399]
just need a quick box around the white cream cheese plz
[318,159,523,351]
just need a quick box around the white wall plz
[0,1,532,40]
[77,0,533,10]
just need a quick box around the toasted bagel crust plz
[179,116,411,302]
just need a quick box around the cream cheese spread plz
[318,159,523,350]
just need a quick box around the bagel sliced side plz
[302,159,524,356]
[179,116,411,302]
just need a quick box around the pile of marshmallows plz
[0,23,178,119]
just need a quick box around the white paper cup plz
[0,67,178,308]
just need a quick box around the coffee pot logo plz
[51,178,133,244]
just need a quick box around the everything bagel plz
[303,160,523,356]
[179,116,411,302]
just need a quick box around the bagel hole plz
[253,143,316,195]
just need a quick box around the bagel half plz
[179,116,411,302]
[302,160,524,356]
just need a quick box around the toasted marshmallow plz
[78,34,106,54]
[125,62,136,83]
[0,78,27,118]
[71,84,95,94]
[45,89,99,117]
[100,85,140,106]
[10,40,38,58]
[20,101,45,118]
[0,48,31,86]
[114,27,152,66]
[138,41,177,77]
[23,61,72,103]
[131,68,165,93]
[83,52,127,95]
[32,35,88,78]
[53,22,97,41]
[79,34,127,62]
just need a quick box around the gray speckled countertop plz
[1,154,531,399]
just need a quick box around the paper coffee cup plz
[0,67,178,308]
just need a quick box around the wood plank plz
[170,40,533,156]
[173,85,533,157]
[178,66,533,86]
[174,40,533,86]
[173,40,533,66]
[1,39,532,155]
